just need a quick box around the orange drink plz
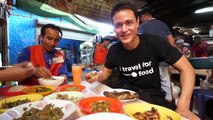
[72,64,83,84]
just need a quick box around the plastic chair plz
[190,90,204,120]
[190,89,213,120]
[203,94,213,120]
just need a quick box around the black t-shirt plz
[105,34,182,91]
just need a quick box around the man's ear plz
[39,34,44,43]
[39,34,43,41]
[137,17,140,28]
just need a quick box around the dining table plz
[0,80,189,120]
[69,80,189,120]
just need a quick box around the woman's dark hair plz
[110,0,138,23]
[40,24,63,38]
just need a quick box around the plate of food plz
[1,85,28,96]
[43,91,84,104]
[0,99,76,120]
[100,89,139,102]
[77,112,134,120]
[57,84,86,92]
[78,96,122,114]
[22,85,56,96]
[0,94,43,113]
[124,103,181,120]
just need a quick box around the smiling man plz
[18,24,68,85]
[85,1,199,119]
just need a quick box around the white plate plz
[43,91,84,104]
[100,88,138,102]
[0,100,76,120]
[77,112,134,120]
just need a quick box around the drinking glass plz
[72,64,83,84]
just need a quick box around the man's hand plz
[33,67,52,78]
[85,71,98,83]
[176,103,200,120]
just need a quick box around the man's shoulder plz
[146,19,167,26]
[139,34,164,41]
[22,46,31,51]
[150,18,165,23]
[27,45,41,50]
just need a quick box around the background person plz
[137,7,175,46]
[91,36,111,65]
[18,24,68,85]
[176,39,191,59]
[191,36,209,57]
[137,7,176,101]
[85,1,199,120]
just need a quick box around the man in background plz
[18,24,68,85]
[91,36,111,65]
[137,7,175,46]
[191,36,209,57]
[137,7,175,101]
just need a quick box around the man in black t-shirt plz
[85,1,199,120]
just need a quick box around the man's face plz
[40,28,60,52]
[103,40,110,47]
[112,9,139,45]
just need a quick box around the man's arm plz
[0,62,34,82]
[167,35,175,46]
[85,66,113,83]
[172,55,200,120]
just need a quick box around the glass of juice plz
[72,64,83,84]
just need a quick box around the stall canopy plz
[15,0,99,34]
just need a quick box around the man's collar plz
[148,18,155,21]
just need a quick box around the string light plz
[195,6,213,14]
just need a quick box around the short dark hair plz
[194,36,202,42]
[40,24,63,38]
[110,0,138,23]
[138,7,153,16]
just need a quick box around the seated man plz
[18,24,68,85]
[85,1,199,120]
